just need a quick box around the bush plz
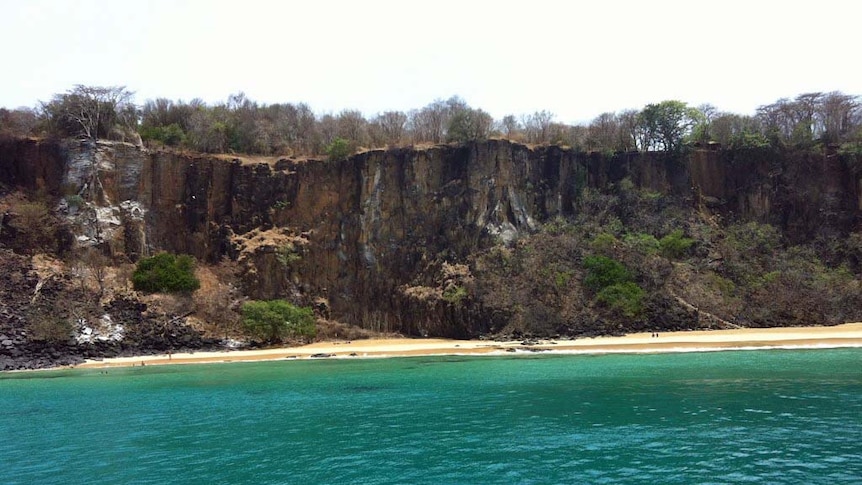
[596,282,645,317]
[242,300,316,343]
[624,232,660,255]
[325,137,353,161]
[132,253,200,293]
[140,123,186,146]
[659,229,694,259]
[442,285,468,305]
[590,233,618,255]
[583,255,631,291]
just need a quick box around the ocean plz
[1,348,860,484]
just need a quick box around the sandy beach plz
[72,322,862,370]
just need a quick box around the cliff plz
[1,138,860,341]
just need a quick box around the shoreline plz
[66,322,862,370]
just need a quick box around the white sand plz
[73,322,862,370]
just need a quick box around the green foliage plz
[726,223,782,255]
[446,108,493,143]
[442,285,468,305]
[554,270,573,289]
[276,243,302,266]
[838,141,862,157]
[659,229,694,259]
[140,123,186,146]
[583,255,631,291]
[241,300,316,342]
[596,282,645,317]
[326,137,353,161]
[623,232,660,255]
[638,100,700,152]
[731,132,771,149]
[132,253,200,293]
[583,255,645,317]
[590,233,619,254]
[707,273,736,297]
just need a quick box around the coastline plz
[70,322,862,370]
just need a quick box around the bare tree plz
[336,109,369,147]
[370,111,408,147]
[0,107,38,137]
[40,85,136,140]
[521,110,554,144]
[816,91,859,143]
[409,99,449,143]
[497,114,522,140]
[587,112,619,151]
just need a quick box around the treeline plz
[1,85,861,157]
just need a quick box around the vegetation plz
[659,230,694,259]
[596,282,645,318]
[325,137,353,161]
[1,85,857,157]
[131,253,200,293]
[241,300,316,343]
[1,85,861,344]
[583,256,632,291]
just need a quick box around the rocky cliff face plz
[1,138,860,337]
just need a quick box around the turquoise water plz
[1,349,860,484]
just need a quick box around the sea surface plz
[1,348,860,484]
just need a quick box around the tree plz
[409,99,449,143]
[616,109,640,151]
[81,247,110,299]
[7,201,55,253]
[586,112,619,152]
[325,137,353,161]
[241,300,316,343]
[691,103,718,143]
[336,109,370,147]
[816,91,860,144]
[370,110,408,147]
[637,100,700,152]
[497,114,522,140]
[132,253,200,293]
[0,107,38,138]
[446,107,493,143]
[522,110,554,144]
[583,255,631,291]
[710,113,765,148]
[39,85,136,140]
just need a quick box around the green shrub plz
[590,233,618,254]
[140,123,186,146]
[596,282,645,317]
[276,243,302,266]
[325,137,353,161]
[242,300,316,343]
[624,232,660,255]
[442,285,468,305]
[132,253,200,293]
[554,270,573,289]
[659,229,694,259]
[583,255,631,291]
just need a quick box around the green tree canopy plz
[242,300,316,343]
[637,100,701,152]
[132,253,200,293]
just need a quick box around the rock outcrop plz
[1,138,860,339]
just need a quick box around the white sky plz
[1,0,860,124]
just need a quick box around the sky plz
[1,0,860,124]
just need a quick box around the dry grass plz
[314,319,379,341]
[231,227,309,262]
